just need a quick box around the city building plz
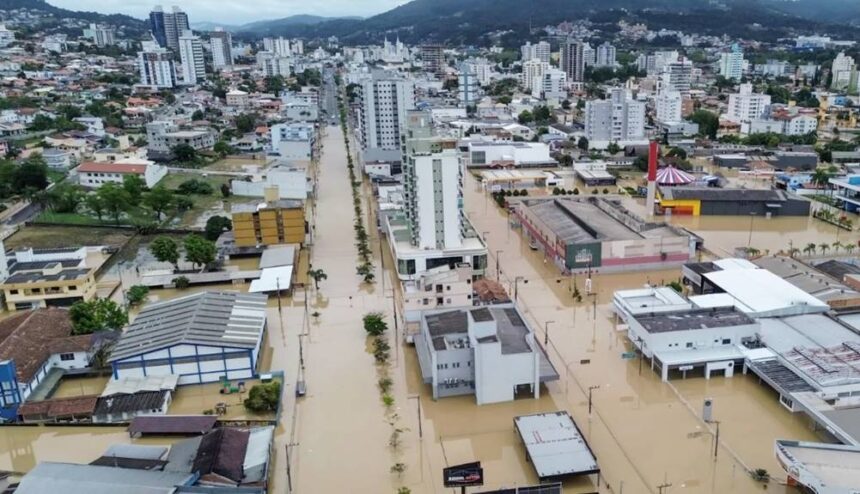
[270,122,315,159]
[109,291,268,385]
[92,375,179,423]
[0,247,98,312]
[148,6,167,48]
[87,23,116,47]
[225,89,249,108]
[356,72,416,163]
[41,148,74,170]
[537,69,568,101]
[0,24,14,48]
[15,462,195,492]
[515,412,599,482]
[232,200,306,247]
[0,308,110,419]
[515,197,694,272]
[163,6,189,51]
[775,441,860,494]
[719,43,745,81]
[420,45,445,77]
[659,57,693,95]
[413,305,559,404]
[462,57,494,85]
[521,41,551,64]
[584,88,646,148]
[521,59,549,92]
[656,187,811,216]
[457,62,481,108]
[77,159,167,189]
[209,28,233,69]
[263,36,291,56]
[257,51,292,77]
[831,51,857,92]
[178,30,205,85]
[655,90,683,124]
[145,121,215,154]
[726,83,771,124]
[561,39,586,83]
[137,42,176,89]
[467,141,555,168]
[231,162,311,201]
[402,264,477,320]
[595,42,617,67]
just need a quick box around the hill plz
[766,0,860,26]
[234,0,856,45]
[0,0,147,34]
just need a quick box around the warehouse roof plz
[15,462,195,494]
[703,267,829,317]
[523,199,639,244]
[659,187,785,202]
[633,307,754,334]
[110,291,267,361]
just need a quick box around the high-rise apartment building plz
[655,90,683,124]
[831,51,857,92]
[726,83,771,123]
[210,29,233,69]
[561,40,586,83]
[163,6,189,51]
[420,45,445,78]
[659,57,693,96]
[138,42,176,89]
[584,88,646,146]
[595,42,617,67]
[719,43,745,81]
[257,51,292,77]
[538,69,568,100]
[357,73,416,162]
[88,23,116,47]
[457,63,481,108]
[521,41,550,64]
[263,37,291,56]
[178,30,205,85]
[522,59,549,91]
[149,6,167,48]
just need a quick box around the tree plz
[518,110,533,125]
[220,183,231,198]
[191,109,205,121]
[577,136,589,151]
[85,193,106,221]
[561,99,572,110]
[264,75,285,95]
[172,143,197,163]
[143,186,174,220]
[184,234,216,270]
[213,140,233,158]
[235,113,256,133]
[244,381,281,412]
[803,242,817,256]
[667,147,688,160]
[811,167,833,190]
[606,142,621,155]
[150,236,180,270]
[177,179,213,195]
[49,183,84,213]
[69,298,128,335]
[690,110,719,139]
[16,154,48,191]
[204,215,232,241]
[363,312,388,336]
[97,182,131,225]
[127,285,150,305]
[819,243,830,255]
[173,276,190,289]
[122,174,146,203]
[307,268,328,290]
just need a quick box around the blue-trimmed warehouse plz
[109,291,268,385]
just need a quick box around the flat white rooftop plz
[703,267,829,317]
[514,411,599,480]
[776,440,860,493]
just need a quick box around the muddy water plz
[50,376,109,399]
[464,173,820,493]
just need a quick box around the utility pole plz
[713,420,721,459]
[657,482,672,494]
[588,385,600,415]
[544,320,555,346]
[495,249,503,280]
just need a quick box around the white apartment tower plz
[210,28,233,69]
[522,59,549,91]
[831,51,857,91]
[538,69,568,101]
[595,42,617,67]
[163,6,190,52]
[655,90,683,124]
[138,42,176,89]
[584,88,646,146]
[178,30,205,85]
[727,83,771,123]
[402,111,462,250]
[521,41,551,64]
[357,73,416,162]
[561,40,586,83]
[263,37,291,56]
[659,57,693,95]
[719,43,745,81]
[257,51,291,77]
[582,42,596,66]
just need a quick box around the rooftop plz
[523,199,640,245]
[15,462,195,494]
[775,440,860,494]
[633,307,754,334]
[659,187,790,202]
[703,266,830,317]
[77,161,147,174]
[514,411,599,480]
[128,415,217,436]
[423,306,532,354]
[109,291,267,362]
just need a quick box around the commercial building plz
[178,30,205,85]
[829,175,860,213]
[659,57,693,95]
[467,141,555,168]
[413,305,559,404]
[77,159,167,188]
[109,291,268,385]
[561,39,585,83]
[162,6,190,52]
[148,6,168,48]
[515,197,694,272]
[515,412,599,482]
[209,28,233,69]
[584,88,646,149]
[537,69,568,101]
[775,441,860,494]
[231,162,311,201]
[232,200,306,247]
[146,121,215,154]
[1,247,98,312]
[656,187,811,216]
[402,264,477,320]
[0,309,110,420]
[137,43,176,89]
[356,72,416,163]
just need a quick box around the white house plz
[77,158,167,188]
[108,292,268,385]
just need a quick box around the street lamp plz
[514,276,527,302]
[544,320,555,346]
[495,249,504,280]
[588,385,600,415]
[747,212,756,248]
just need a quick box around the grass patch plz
[5,225,133,250]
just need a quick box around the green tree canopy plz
[96,182,131,225]
[69,298,128,335]
[184,234,216,270]
[204,215,232,241]
[149,236,180,269]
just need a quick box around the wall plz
[473,339,536,405]
[628,319,758,358]
[113,344,256,385]
[433,347,474,398]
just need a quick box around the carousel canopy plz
[655,166,695,185]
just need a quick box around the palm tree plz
[833,241,843,254]
[846,243,857,256]
[788,247,801,258]
[307,268,328,290]
[804,243,817,256]
[811,168,832,192]
[819,243,831,256]
[746,247,761,258]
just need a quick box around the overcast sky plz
[49,0,407,24]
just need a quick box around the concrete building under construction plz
[232,200,306,248]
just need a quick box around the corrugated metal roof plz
[110,291,267,361]
[514,411,599,480]
[15,462,194,494]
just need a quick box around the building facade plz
[561,40,585,83]
[232,201,306,247]
[209,29,233,69]
[357,73,416,162]
[137,43,176,89]
[178,30,205,85]
[584,88,646,147]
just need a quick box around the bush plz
[173,276,190,289]
[363,312,388,336]
[602,188,609,194]
[127,285,150,305]
[573,188,580,195]
[177,179,214,195]
[244,381,281,413]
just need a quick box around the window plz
[722,339,731,345]
[8,290,17,295]
[686,342,693,348]
[59,353,75,361]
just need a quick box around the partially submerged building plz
[656,187,811,216]
[514,411,599,482]
[515,197,694,272]
[413,305,559,404]
[775,440,860,494]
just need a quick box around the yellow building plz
[232,200,306,247]
[2,263,97,312]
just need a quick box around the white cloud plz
[49,0,406,24]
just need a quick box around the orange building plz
[232,200,306,247]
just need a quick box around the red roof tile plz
[18,395,98,419]
[78,161,147,174]
[0,308,80,382]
